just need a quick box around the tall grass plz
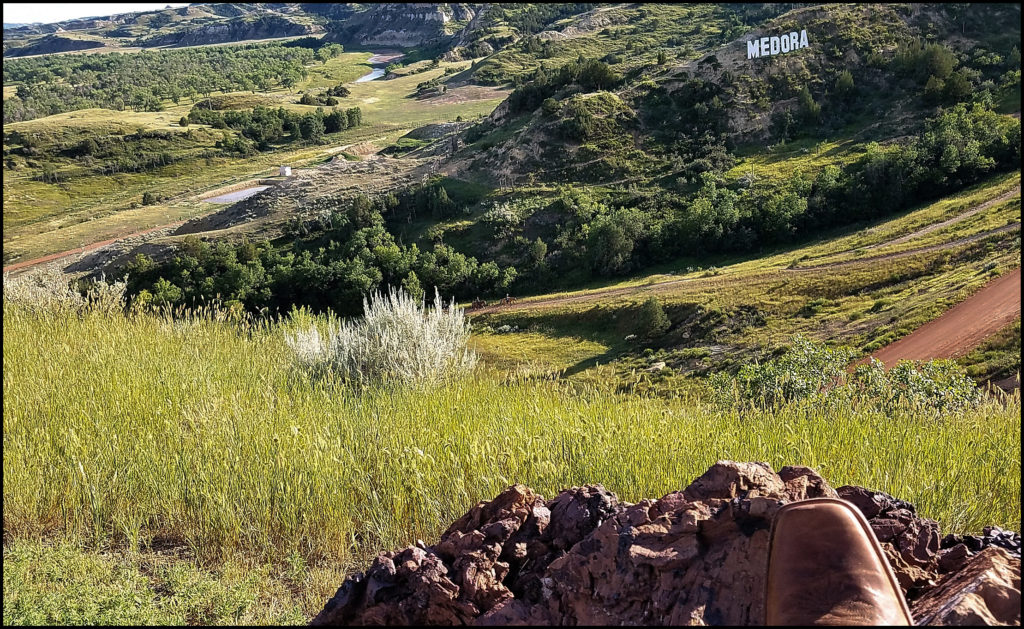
[4,303,1020,570]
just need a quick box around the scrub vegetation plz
[2,2,1021,625]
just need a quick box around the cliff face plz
[331,3,481,48]
[137,14,322,48]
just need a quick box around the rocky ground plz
[312,461,1021,626]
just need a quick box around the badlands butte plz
[2,2,1021,626]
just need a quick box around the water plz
[353,53,404,83]
[355,67,386,83]
[205,186,270,203]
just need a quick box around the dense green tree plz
[636,297,670,338]
[835,69,855,97]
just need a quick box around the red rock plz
[912,546,1022,626]
[313,462,1021,626]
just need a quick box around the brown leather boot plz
[765,498,914,625]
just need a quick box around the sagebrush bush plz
[285,287,476,386]
[3,268,126,315]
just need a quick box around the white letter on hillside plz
[760,36,770,57]
[790,32,799,51]
[747,39,760,59]
[800,29,809,49]
[770,36,780,55]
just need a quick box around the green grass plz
[3,540,329,625]
[3,56,509,265]
[4,306,1019,560]
[4,270,1021,623]
[958,319,1022,383]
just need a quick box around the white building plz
[279,165,292,177]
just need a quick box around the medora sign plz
[747,30,810,59]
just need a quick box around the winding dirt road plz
[862,185,1020,251]
[865,267,1021,366]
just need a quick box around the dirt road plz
[2,221,184,275]
[866,267,1021,365]
[788,223,1020,272]
[862,185,1020,250]
[470,224,1020,316]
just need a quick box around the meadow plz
[2,51,507,266]
[3,297,1020,623]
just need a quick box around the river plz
[354,52,405,83]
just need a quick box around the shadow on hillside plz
[561,346,625,378]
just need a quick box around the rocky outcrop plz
[137,14,321,48]
[331,3,479,48]
[4,34,104,58]
[312,461,1021,626]
[912,547,1021,625]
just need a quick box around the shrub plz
[3,268,125,315]
[852,358,983,413]
[711,336,856,408]
[285,287,476,386]
[636,297,670,338]
[712,336,984,414]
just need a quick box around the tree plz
[300,113,325,142]
[151,277,182,306]
[325,109,348,133]
[142,191,157,205]
[528,237,547,267]
[797,85,821,124]
[835,70,855,97]
[345,107,362,128]
[179,116,188,127]
[924,75,945,104]
[636,297,670,338]
[401,271,424,301]
[313,44,342,65]
[942,70,972,103]
[657,50,667,65]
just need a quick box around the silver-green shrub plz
[3,268,126,315]
[285,287,476,386]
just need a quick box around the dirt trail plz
[865,267,1021,365]
[788,223,1020,272]
[862,185,1020,250]
[3,221,185,275]
[471,223,1020,315]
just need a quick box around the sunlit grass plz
[4,306,1019,574]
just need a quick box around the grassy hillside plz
[3,295,1019,624]
[3,5,1022,624]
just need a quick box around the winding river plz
[354,52,406,83]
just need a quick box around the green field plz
[3,2,1021,624]
[3,295,1020,624]
[3,53,508,266]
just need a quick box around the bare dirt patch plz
[867,267,1021,365]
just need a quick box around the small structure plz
[279,165,292,177]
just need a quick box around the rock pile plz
[312,461,1021,626]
